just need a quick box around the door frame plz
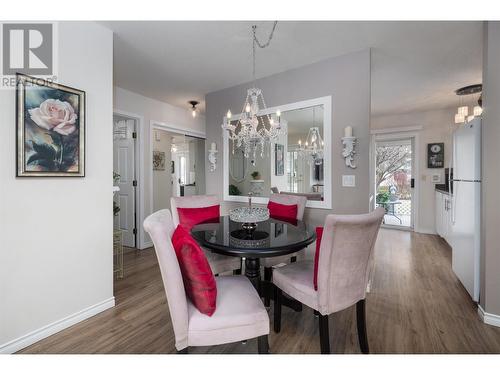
[370,129,420,232]
[113,109,147,249]
[149,120,206,222]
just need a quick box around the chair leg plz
[356,299,369,354]
[177,347,188,354]
[264,267,273,307]
[318,313,330,354]
[233,268,242,275]
[257,335,270,354]
[274,287,282,333]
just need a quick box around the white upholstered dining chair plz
[143,209,270,353]
[262,193,307,307]
[272,208,385,354]
[171,195,242,275]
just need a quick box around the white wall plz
[480,21,500,318]
[0,22,114,352]
[371,108,455,234]
[114,87,206,247]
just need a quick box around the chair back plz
[171,194,220,227]
[143,209,189,350]
[317,207,385,315]
[268,193,307,220]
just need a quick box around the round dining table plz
[191,215,316,300]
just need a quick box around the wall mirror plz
[223,96,332,209]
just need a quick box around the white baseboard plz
[0,296,115,354]
[414,227,437,235]
[138,241,153,250]
[478,305,500,327]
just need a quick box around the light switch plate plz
[342,175,356,187]
[431,174,441,183]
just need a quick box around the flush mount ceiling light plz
[221,22,286,163]
[454,84,482,124]
[189,100,199,118]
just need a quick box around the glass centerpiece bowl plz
[230,207,269,225]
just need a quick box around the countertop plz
[435,184,452,195]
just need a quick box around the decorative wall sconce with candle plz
[341,126,357,169]
[208,142,218,172]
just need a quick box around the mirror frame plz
[223,95,332,209]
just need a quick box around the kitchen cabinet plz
[435,190,452,243]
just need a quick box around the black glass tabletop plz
[191,216,316,258]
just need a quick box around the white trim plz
[223,96,333,210]
[370,130,420,232]
[113,109,148,250]
[0,297,115,354]
[151,120,206,139]
[370,125,423,135]
[416,228,437,235]
[478,305,500,327]
[142,241,153,248]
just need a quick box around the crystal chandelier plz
[298,107,324,165]
[221,22,285,163]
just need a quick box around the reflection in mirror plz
[227,104,324,202]
[153,131,206,214]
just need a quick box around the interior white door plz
[113,119,136,248]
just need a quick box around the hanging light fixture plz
[454,84,482,124]
[221,22,285,163]
[297,107,324,165]
[189,100,199,118]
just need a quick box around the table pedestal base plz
[244,257,302,312]
[245,257,261,292]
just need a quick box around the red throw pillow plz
[177,204,220,231]
[171,225,217,316]
[314,226,324,290]
[267,201,298,221]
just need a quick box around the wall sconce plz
[341,126,357,169]
[208,142,218,172]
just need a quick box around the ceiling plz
[100,21,483,116]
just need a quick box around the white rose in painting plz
[29,99,78,136]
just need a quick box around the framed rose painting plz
[16,73,85,177]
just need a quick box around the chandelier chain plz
[222,22,284,165]
[252,21,278,83]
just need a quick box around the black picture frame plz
[16,73,86,177]
[427,142,444,168]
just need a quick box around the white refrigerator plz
[449,118,481,302]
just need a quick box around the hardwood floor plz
[19,229,500,354]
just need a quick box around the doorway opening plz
[152,128,206,214]
[113,114,138,250]
[374,136,415,229]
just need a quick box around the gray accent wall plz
[481,21,500,317]
[205,49,371,227]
